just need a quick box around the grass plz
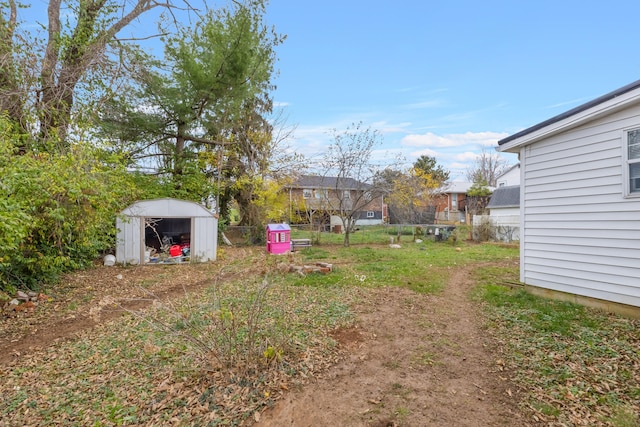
[474,265,640,427]
[5,233,639,426]
[292,228,518,296]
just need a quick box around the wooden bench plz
[291,238,312,251]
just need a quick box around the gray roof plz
[487,185,520,208]
[289,175,369,190]
[498,79,640,146]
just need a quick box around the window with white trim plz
[303,189,312,199]
[366,211,375,218]
[625,128,640,195]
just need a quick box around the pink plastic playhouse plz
[266,223,291,254]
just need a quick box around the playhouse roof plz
[266,223,291,232]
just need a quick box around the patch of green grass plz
[382,360,401,369]
[413,350,437,366]
[606,405,640,427]
[475,265,640,426]
[394,406,411,420]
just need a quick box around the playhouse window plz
[625,128,640,195]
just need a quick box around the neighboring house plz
[496,163,521,187]
[484,185,520,241]
[497,79,640,314]
[286,175,386,230]
[433,181,473,222]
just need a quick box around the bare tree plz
[320,122,385,247]
[466,148,510,186]
[0,0,198,149]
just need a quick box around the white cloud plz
[543,97,591,110]
[403,100,444,109]
[453,151,481,162]
[401,131,509,149]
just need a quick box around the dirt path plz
[254,265,526,427]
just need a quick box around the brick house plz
[432,182,473,223]
[285,175,387,231]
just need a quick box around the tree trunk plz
[0,0,24,130]
[37,0,161,148]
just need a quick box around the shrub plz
[472,216,496,242]
[0,128,141,291]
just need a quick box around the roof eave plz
[498,82,640,152]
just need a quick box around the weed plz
[382,360,401,369]
[395,406,410,419]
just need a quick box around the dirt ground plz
[1,249,531,426]
[254,265,527,427]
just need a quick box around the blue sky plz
[17,0,640,180]
[263,0,640,179]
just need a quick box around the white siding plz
[520,105,640,307]
[496,164,521,186]
[489,207,520,217]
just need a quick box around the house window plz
[625,128,640,196]
[315,189,327,199]
[343,190,351,200]
[366,211,374,218]
[303,189,312,199]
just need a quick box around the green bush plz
[0,122,143,291]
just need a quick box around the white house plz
[498,80,640,315]
[116,198,218,265]
[496,163,521,187]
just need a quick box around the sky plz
[260,0,640,179]
[16,0,640,180]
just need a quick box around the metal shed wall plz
[116,198,217,264]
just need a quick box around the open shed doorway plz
[144,217,192,263]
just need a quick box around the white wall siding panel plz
[525,273,640,307]
[521,106,640,307]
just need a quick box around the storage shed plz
[116,198,218,265]
[266,223,291,254]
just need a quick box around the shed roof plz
[120,198,214,218]
[487,185,520,208]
